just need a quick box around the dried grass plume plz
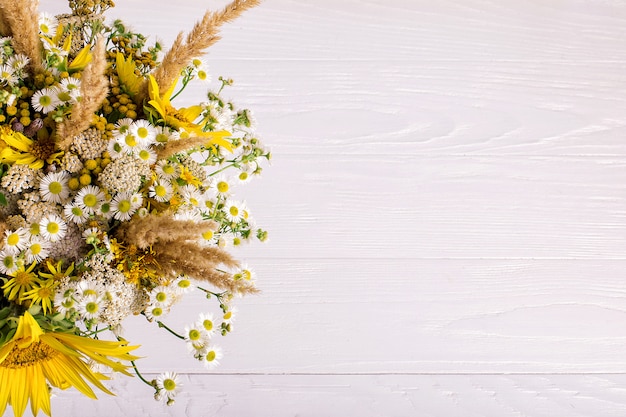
[0,0,43,73]
[136,0,260,104]
[56,37,109,150]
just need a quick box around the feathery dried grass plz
[56,37,108,150]
[115,213,257,294]
[136,0,260,103]
[152,240,257,295]
[115,213,217,250]
[0,0,43,72]
[155,137,213,160]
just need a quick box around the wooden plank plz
[233,155,626,260]
[121,259,626,374]
[42,2,626,156]
[10,374,626,417]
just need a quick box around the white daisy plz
[77,293,107,321]
[31,87,59,113]
[38,12,58,36]
[3,228,28,254]
[148,180,173,203]
[148,285,175,307]
[144,304,167,321]
[223,200,245,222]
[155,372,181,403]
[0,65,17,86]
[155,160,180,180]
[0,250,18,274]
[211,174,232,196]
[196,312,216,338]
[40,171,70,204]
[59,77,81,94]
[201,345,223,369]
[6,54,30,72]
[154,126,174,144]
[184,323,206,345]
[63,203,88,224]
[113,117,135,136]
[136,147,157,165]
[179,184,203,207]
[130,119,156,145]
[82,227,101,245]
[172,276,194,294]
[24,237,50,263]
[74,185,105,214]
[111,191,138,221]
[39,214,67,242]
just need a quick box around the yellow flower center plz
[7,233,19,246]
[156,292,167,303]
[229,206,239,217]
[46,222,59,234]
[217,181,228,193]
[30,243,41,255]
[49,181,63,195]
[14,270,35,286]
[125,134,137,147]
[1,342,58,368]
[137,127,149,139]
[83,194,98,207]
[223,312,232,320]
[85,302,99,314]
[155,185,167,197]
[202,230,213,240]
[118,200,131,213]
[188,329,201,341]
[206,350,216,362]
[163,164,175,175]
[163,379,176,391]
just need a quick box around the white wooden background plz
[10,0,626,416]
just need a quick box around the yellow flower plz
[115,52,142,96]
[0,312,140,417]
[67,45,93,71]
[146,75,233,151]
[21,279,59,315]
[0,127,62,170]
[2,262,40,303]
[39,260,75,282]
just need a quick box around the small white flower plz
[75,185,105,214]
[38,12,58,36]
[155,160,180,180]
[196,312,216,338]
[155,372,181,403]
[148,180,173,202]
[31,87,59,113]
[40,171,70,204]
[179,184,203,207]
[149,285,175,307]
[4,228,28,254]
[211,174,232,196]
[0,250,18,274]
[144,304,168,321]
[64,203,88,224]
[136,147,157,165]
[172,276,194,294]
[201,345,222,369]
[39,214,67,242]
[77,293,107,321]
[6,54,29,72]
[82,227,101,245]
[24,237,50,263]
[223,200,245,222]
[0,65,17,86]
[130,119,156,144]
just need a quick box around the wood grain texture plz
[30,0,626,416]
[9,375,626,417]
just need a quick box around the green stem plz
[208,162,237,177]
[131,359,153,387]
[157,320,185,340]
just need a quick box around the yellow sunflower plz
[0,312,140,417]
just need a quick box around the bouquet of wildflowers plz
[0,0,268,415]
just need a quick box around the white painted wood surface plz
[10,0,626,415]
